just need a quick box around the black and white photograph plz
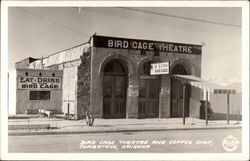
[1,1,249,160]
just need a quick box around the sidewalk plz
[8,115,242,136]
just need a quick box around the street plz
[8,129,241,153]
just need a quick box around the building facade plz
[15,68,63,114]
[15,35,202,119]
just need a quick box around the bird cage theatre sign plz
[15,35,202,120]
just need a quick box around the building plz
[15,35,204,119]
[15,68,63,114]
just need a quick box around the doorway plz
[171,64,190,117]
[103,59,127,118]
[138,61,160,118]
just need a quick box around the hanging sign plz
[17,76,62,90]
[150,62,169,75]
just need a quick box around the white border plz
[1,1,249,160]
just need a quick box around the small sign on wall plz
[128,85,139,97]
[150,62,169,75]
[17,76,62,90]
[161,86,170,95]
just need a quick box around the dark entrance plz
[171,64,190,117]
[138,62,160,118]
[103,59,127,118]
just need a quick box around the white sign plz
[150,62,169,75]
[17,76,62,90]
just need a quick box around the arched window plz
[140,61,152,75]
[104,59,126,74]
[171,64,187,75]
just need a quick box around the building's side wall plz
[90,47,201,118]
[62,66,78,115]
[15,59,30,69]
[16,69,63,114]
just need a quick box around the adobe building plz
[15,35,203,119]
[15,68,63,114]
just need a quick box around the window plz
[29,91,50,100]
[104,59,126,74]
[141,61,151,75]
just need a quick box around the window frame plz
[29,91,51,100]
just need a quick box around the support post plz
[182,84,186,125]
[159,95,162,119]
[67,103,70,117]
[227,93,230,125]
[205,91,208,125]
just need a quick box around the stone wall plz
[90,47,201,119]
[76,50,91,119]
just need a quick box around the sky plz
[8,7,242,82]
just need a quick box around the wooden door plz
[138,79,160,118]
[171,79,184,117]
[103,75,126,118]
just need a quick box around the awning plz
[172,74,238,125]
[172,75,237,94]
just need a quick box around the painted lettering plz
[94,36,202,54]
[183,46,188,53]
[178,46,183,52]
[148,43,154,50]
[174,45,179,52]
[143,42,148,50]
[168,44,174,52]
[132,42,137,49]
[20,76,25,83]
[137,42,142,49]
[108,39,113,47]
[18,76,61,90]
[159,44,168,51]
[116,40,123,48]
[123,41,129,48]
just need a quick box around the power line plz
[84,8,238,35]
[118,7,241,28]
[18,8,91,37]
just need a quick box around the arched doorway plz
[171,64,190,117]
[138,61,160,118]
[103,59,127,118]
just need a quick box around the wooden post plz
[205,91,208,125]
[183,84,186,125]
[227,93,230,125]
[67,103,70,117]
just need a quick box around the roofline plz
[15,57,39,64]
[16,68,63,71]
[15,41,90,64]
[43,41,90,59]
